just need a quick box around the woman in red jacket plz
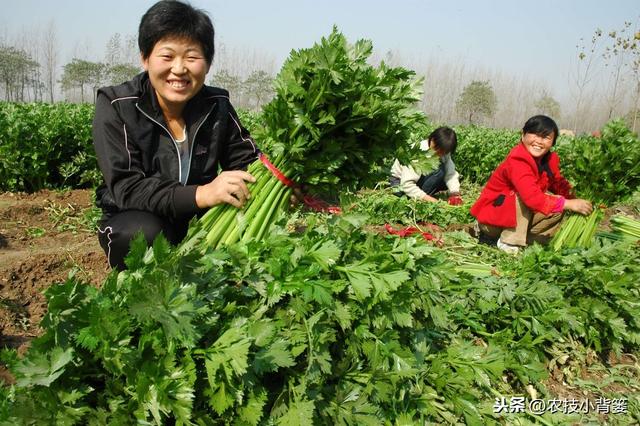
[470,115,592,254]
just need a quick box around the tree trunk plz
[633,83,640,134]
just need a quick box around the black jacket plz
[93,72,259,220]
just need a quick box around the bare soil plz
[0,189,109,356]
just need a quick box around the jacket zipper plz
[136,103,218,185]
[185,103,216,184]
[135,104,185,184]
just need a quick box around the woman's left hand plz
[564,198,593,215]
[448,193,463,205]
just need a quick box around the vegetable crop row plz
[3,212,640,424]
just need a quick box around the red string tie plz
[258,152,342,214]
[259,152,295,188]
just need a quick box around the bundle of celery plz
[551,208,603,251]
[195,28,426,248]
[610,215,640,242]
[198,155,293,247]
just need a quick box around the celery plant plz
[194,28,426,248]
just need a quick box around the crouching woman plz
[470,115,592,254]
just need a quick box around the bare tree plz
[123,34,140,67]
[211,69,242,104]
[104,33,123,66]
[600,19,640,132]
[243,70,275,111]
[383,48,549,129]
[489,71,548,128]
[8,26,45,102]
[419,56,471,124]
[102,33,141,86]
[569,30,604,133]
[211,39,277,83]
[602,22,635,120]
[71,39,93,63]
[630,61,640,133]
[565,18,640,133]
[631,25,640,132]
[42,20,59,102]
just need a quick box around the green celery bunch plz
[610,214,640,241]
[551,208,603,251]
[195,27,426,248]
[551,180,609,251]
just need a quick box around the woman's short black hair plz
[429,126,458,155]
[138,0,215,65]
[522,115,559,146]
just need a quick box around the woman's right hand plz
[422,194,439,203]
[564,198,593,215]
[195,170,256,209]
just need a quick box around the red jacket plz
[470,143,574,228]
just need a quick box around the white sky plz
[2,0,639,101]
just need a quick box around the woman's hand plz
[195,170,256,209]
[564,198,593,215]
[448,192,463,206]
[422,194,439,203]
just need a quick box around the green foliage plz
[625,189,640,214]
[455,80,497,125]
[257,26,427,195]
[452,125,519,185]
[60,59,105,102]
[1,28,640,423]
[0,102,98,192]
[609,214,640,241]
[4,211,640,424]
[0,45,39,102]
[534,94,561,119]
[236,107,265,135]
[196,27,428,248]
[44,196,102,234]
[556,119,640,204]
[520,243,640,354]
[211,69,242,95]
[106,63,141,86]
[340,188,474,226]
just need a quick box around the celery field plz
[2,29,640,425]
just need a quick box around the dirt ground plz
[0,189,109,356]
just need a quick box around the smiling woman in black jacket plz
[94,0,259,270]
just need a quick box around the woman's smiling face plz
[142,36,210,112]
[521,131,554,158]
